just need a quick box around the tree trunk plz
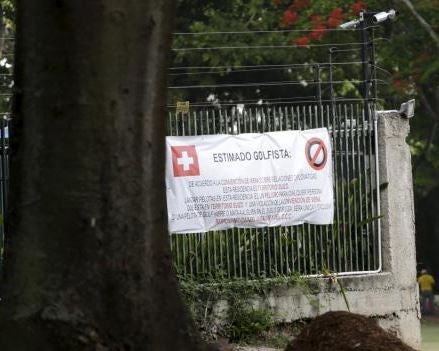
[0,1,209,350]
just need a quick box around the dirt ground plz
[224,312,439,351]
[286,311,415,351]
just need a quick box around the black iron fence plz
[168,102,381,280]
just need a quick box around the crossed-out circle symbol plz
[305,138,328,171]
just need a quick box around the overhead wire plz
[168,61,367,76]
[170,26,390,109]
[169,61,362,71]
[172,38,389,52]
[329,48,362,53]
[167,96,319,107]
[173,41,370,52]
[168,79,389,90]
[166,97,384,108]
[192,96,318,104]
[371,64,392,76]
[172,26,380,36]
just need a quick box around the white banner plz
[166,128,333,234]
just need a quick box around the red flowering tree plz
[282,9,298,26]
[274,2,367,45]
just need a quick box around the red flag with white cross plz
[171,145,200,177]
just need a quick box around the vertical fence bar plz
[367,104,377,270]
[360,104,371,271]
[373,104,382,272]
[326,105,336,272]
[354,104,365,271]
[212,111,218,274]
[310,104,319,274]
[349,104,359,271]
[332,103,342,273]
[338,104,348,272]
[343,104,353,272]
[370,104,379,271]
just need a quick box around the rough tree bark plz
[0,1,211,350]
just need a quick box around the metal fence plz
[0,20,384,279]
[168,102,381,280]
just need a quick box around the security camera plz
[399,99,415,119]
[339,19,361,30]
[372,9,397,24]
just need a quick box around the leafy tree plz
[173,0,438,186]
[0,1,214,350]
[171,0,439,275]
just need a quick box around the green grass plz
[421,323,439,351]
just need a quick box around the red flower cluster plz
[294,36,310,46]
[291,11,329,46]
[282,9,298,25]
[329,8,344,19]
[351,1,366,15]
[327,17,341,28]
[327,8,344,28]
[283,5,357,48]
[290,0,309,11]
[310,24,327,40]
[310,14,323,25]
[280,0,310,27]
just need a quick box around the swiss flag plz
[171,145,200,177]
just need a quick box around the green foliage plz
[171,0,371,105]
[172,1,439,275]
[173,0,439,198]
[172,175,381,281]
[226,301,273,342]
[0,0,14,118]
[178,274,319,341]
[1,0,14,29]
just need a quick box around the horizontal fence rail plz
[167,102,381,281]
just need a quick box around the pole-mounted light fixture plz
[399,99,416,119]
[339,19,361,30]
[372,9,397,24]
[339,9,398,29]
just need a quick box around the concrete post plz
[378,110,421,349]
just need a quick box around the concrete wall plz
[211,111,421,349]
[251,272,420,349]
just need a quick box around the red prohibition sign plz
[305,138,328,170]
